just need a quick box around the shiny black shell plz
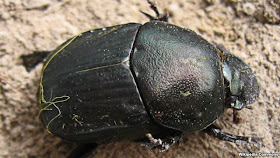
[38,21,224,143]
[132,21,224,131]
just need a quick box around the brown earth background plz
[0,0,279,158]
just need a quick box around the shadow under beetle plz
[23,0,264,157]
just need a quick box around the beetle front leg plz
[141,0,169,22]
[204,124,265,150]
[142,131,182,152]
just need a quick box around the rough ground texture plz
[0,0,279,158]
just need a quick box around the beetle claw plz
[235,137,265,150]
[142,133,179,152]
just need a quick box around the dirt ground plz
[0,0,279,158]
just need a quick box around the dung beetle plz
[24,0,264,157]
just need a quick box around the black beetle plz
[28,1,264,157]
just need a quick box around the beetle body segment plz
[38,23,158,143]
[39,21,230,143]
[132,21,224,131]
[222,54,260,109]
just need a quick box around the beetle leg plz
[140,11,157,21]
[67,143,98,158]
[142,131,182,152]
[21,51,51,72]
[233,109,242,124]
[141,0,169,22]
[147,0,160,17]
[204,124,265,150]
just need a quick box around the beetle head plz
[223,54,260,110]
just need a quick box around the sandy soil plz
[0,0,279,158]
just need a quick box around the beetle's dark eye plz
[223,54,260,109]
